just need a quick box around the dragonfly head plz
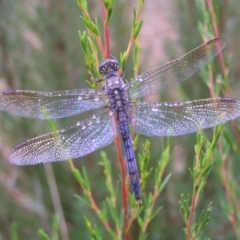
[99,56,120,76]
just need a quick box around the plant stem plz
[101,0,110,58]
[187,191,197,240]
[207,0,227,78]
[203,0,239,237]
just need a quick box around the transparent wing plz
[0,89,107,119]
[9,112,116,165]
[129,98,240,136]
[129,38,226,98]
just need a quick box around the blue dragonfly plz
[1,38,239,203]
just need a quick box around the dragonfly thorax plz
[105,75,129,113]
[99,57,120,76]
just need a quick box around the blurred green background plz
[1,0,240,239]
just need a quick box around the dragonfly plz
[1,38,239,203]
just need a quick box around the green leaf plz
[84,216,103,240]
[74,194,89,206]
[133,42,141,70]
[77,0,88,10]
[11,222,19,240]
[51,215,59,240]
[158,173,171,194]
[104,0,114,24]
[81,16,100,36]
[133,20,143,39]
[99,151,116,203]
[150,206,163,220]
[120,51,127,71]
[106,8,113,24]
[38,229,51,240]
[79,30,90,55]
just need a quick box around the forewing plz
[0,89,107,119]
[9,112,117,165]
[129,38,226,98]
[129,98,240,136]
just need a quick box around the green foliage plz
[10,222,19,240]
[38,215,59,240]
[38,229,51,240]
[84,216,103,240]
[179,127,223,239]
[132,8,143,40]
[103,0,114,24]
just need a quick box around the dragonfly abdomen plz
[118,116,141,202]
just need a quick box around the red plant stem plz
[104,26,110,58]
[126,207,137,232]
[207,0,227,79]
[187,192,197,240]
[113,115,129,240]
[95,37,106,57]
[207,67,216,99]
[100,2,128,237]
[125,3,143,59]
[231,120,240,147]
[206,0,239,236]
[205,0,240,147]
[220,160,238,234]
[88,192,113,232]
[101,0,110,58]
[100,2,129,238]
[68,161,112,232]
